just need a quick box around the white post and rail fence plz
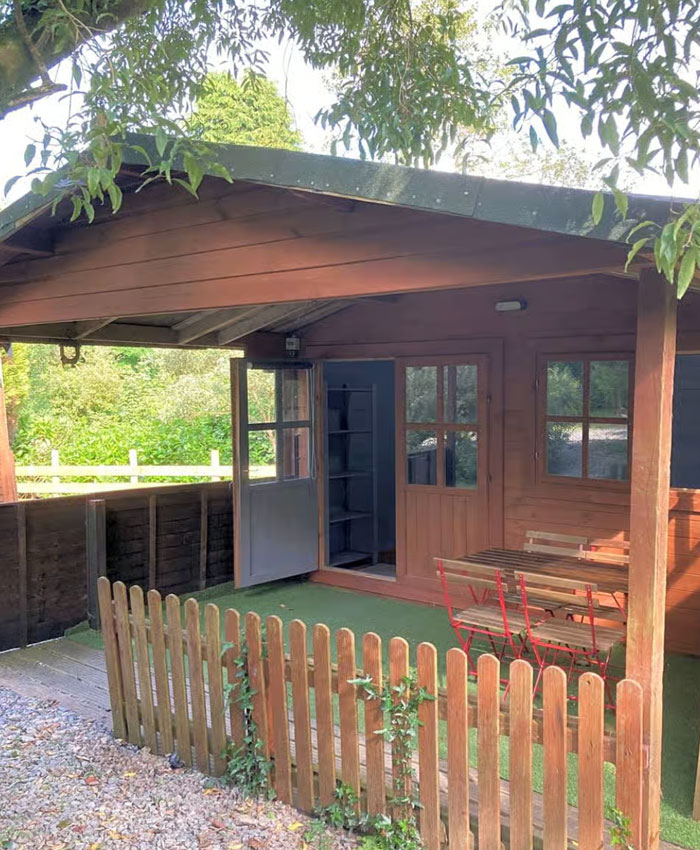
[15,449,275,495]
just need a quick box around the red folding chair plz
[516,571,623,706]
[436,557,528,680]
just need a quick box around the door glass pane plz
[590,360,629,418]
[547,361,583,416]
[249,429,277,480]
[445,431,478,488]
[406,366,438,423]
[282,427,311,480]
[282,369,310,422]
[589,423,628,480]
[444,364,477,424]
[248,368,277,425]
[406,430,437,485]
[546,422,582,477]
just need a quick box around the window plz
[671,354,700,488]
[247,365,312,482]
[542,356,631,482]
[404,362,479,489]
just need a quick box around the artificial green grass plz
[68,577,700,848]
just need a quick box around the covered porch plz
[0,138,698,848]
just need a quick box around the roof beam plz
[177,306,257,344]
[72,318,117,339]
[217,302,314,345]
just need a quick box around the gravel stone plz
[0,684,357,850]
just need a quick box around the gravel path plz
[0,684,355,850]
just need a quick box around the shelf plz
[327,429,371,435]
[329,510,373,524]
[329,471,371,480]
[328,550,372,567]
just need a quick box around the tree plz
[1,0,699,291]
[188,71,302,150]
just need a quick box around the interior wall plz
[323,360,396,554]
[304,277,700,656]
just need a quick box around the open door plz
[233,360,319,587]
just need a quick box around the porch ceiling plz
[0,299,354,349]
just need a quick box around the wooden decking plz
[0,635,675,850]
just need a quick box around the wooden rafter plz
[216,302,314,345]
[72,318,117,339]
[176,307,258,344]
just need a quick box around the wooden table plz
[454,547,629,595]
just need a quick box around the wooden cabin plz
[0,136,697,654]
[4,135,696,845]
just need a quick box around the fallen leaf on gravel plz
[203,788,220,795]
[288,822,303,831]
[228,844,243,849]
[248,839,265,850]
[88,844,102,850]
[123,772,136,778]
[84,776,99,786]
[211,819,225,829]
[108,831,128,840]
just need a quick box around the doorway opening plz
[323,360,396,579]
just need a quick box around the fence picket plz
[290,620,314,812]
[363,632,385,817]
[97,578,126,740]
[446,648,470,850]
[578,673,604,850]
[267,615,292,803]
[337,627,361,811]
[165,593,191,766]
[509,659,533,850]
[543,666,568,850]
[245,612,270,761]
[185,598,209,774]
[313,623,336,807]
[112,581,141,746]
[224,608,245,751]
[130,585,157,754]
[616,679,644,850]
[205,604,227,776]
[477,653,500,850]
[389,636,410,819]
[417,642,440,850]
[147,589,173,755]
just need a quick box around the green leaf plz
[24,144,36,167]
[625,238,649,271]
[677,248,697,298]
[155,127,168,158]
[542,110,559,146]
[529,126,539,152]
[3,175,20,195]
[613,188,628,220]
[592,192,605,226]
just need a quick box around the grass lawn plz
[69,577,700,849]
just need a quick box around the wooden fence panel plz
[166,592,191,766]
[543,666,568,850]
[313,623,336,808]
[98,581,649,850]
[363,631,385,817]
[509,659,533,850]
[477,653,500,850]
[337,627,361,812]
[205,603,227,776]
[267,615,292,804]
[147,588,173,755]
[446,647,470,850]
[417,642,441,850]
[290,619,314,812]
[578,673,604,850]
[130,584,157,754]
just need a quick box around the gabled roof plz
[0,131,686,254]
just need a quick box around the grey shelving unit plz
[324,384,379,568]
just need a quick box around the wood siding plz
[304,279,700,656]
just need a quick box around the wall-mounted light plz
[285,333,301,357]
[495,299,527,313]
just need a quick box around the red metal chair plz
[435,557,528,680]
[516,571,623,705]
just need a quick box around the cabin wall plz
[304,277,700,656]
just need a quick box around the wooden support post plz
[0,353,17,503]
[16,503,27,647]
[148,494,157,589]
[199,489,208,590]
[626,268,677,850]
[86,499,107,629]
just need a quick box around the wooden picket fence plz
[98,577,645,850]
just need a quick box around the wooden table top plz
[450,547,629,594]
